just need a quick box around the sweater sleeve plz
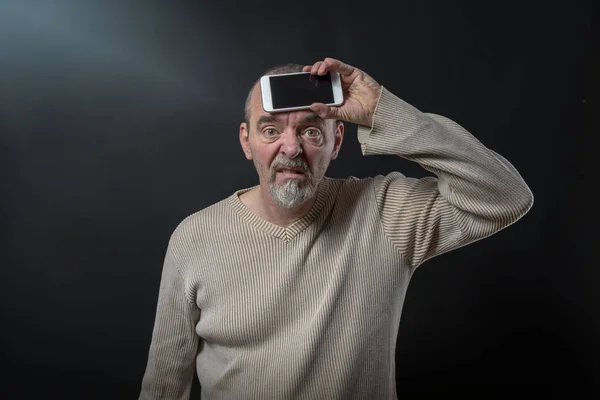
[139,235,201,400]
[357,87,534,268]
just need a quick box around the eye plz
[303,128,321,137]
[263,128,279,137]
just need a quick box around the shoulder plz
[176,196,233,234]
[325,172,412,195]
[323,175,380,209]
[165,194,239,255]
[328,172,440,208]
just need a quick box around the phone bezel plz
[260,71,344,113]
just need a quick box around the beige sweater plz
[138,87,534,399]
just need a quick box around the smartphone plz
[260,71,344,113]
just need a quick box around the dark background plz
[1,0,596,398]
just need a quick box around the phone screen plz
[269,72,334,109]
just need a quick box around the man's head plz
[239,64,344,209]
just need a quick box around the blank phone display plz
[269,72,334,109]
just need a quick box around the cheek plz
[318,156,330,173]
[306,151,330,174]
[252,146,277,170]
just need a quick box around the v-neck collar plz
[228,178,332,243]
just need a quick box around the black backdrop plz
[1,1,596,398]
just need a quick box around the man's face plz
[240,82,344,208]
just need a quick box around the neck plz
[241,183,319,228]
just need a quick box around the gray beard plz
[269,177,314,209]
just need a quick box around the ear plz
[239,122,253,160]
[330,121,344,160]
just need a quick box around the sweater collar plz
[228,178,332,242]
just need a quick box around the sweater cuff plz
[357,86,426,156]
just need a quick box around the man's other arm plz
[358,87,534,268]
[139,237,200,400]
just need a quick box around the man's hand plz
[303,57,382,127]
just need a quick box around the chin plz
[269,179,315,208]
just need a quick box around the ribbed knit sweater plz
[139,87,534,399]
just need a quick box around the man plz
[139,57,533,399]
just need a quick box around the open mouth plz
[276,167,306,177]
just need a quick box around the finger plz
[304,62,321,74]
[311,61,323,74]
[317,62,328,75]
[309,103,339,120]
[323,57,355,76]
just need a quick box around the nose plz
[279,128,303,159]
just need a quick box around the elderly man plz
[139,57,533,399]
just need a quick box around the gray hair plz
[244,63,305,126]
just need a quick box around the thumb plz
[309,103,339,120]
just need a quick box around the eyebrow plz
[255,113,326,131]
[256,115,281,131]
[299,114,326,127]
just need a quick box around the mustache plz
[271,157,309,172]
